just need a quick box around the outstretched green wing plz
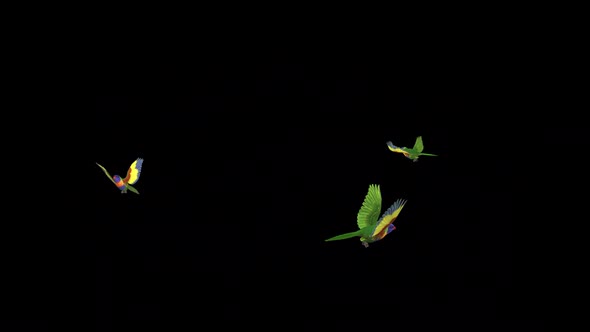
[96,163,117,185]
[413,136,424,153]
[357,184,382,229]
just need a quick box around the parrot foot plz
[362,242,369,248]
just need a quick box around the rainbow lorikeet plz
[96,158,143,194]
[387,136,437,162]
[325,184,407,248]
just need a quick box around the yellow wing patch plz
[386,141,409,156]
[125,158,144,185]
[372,199,407,237]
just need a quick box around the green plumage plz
[125,184,139,194]
[324,229,366,241]
[387,136,437,162]
[356,184,381,229]
[325,184,405,248]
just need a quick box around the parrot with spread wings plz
[96,158,143,194]
[325,184,407,248]
[387,136,437,162]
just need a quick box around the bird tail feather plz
[126,184,140,194]
[325,230,364,241]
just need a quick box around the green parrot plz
[325,184,407,248]
[386,136,437,162]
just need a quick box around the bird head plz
[113,175,122,182]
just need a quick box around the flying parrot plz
[386,136,437,162]
[96,158,143,194]
[325,184,407,248]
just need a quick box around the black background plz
[62,44,545,330]
[4,16,587,331]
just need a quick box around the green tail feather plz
[325,230,363,241]
[419,153,437,156]
[126,184,140,194]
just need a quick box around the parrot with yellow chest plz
[96,158,143,194]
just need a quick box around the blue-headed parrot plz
[387,136,437,162]
[325,184,407,248]
[96,158,143,194]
